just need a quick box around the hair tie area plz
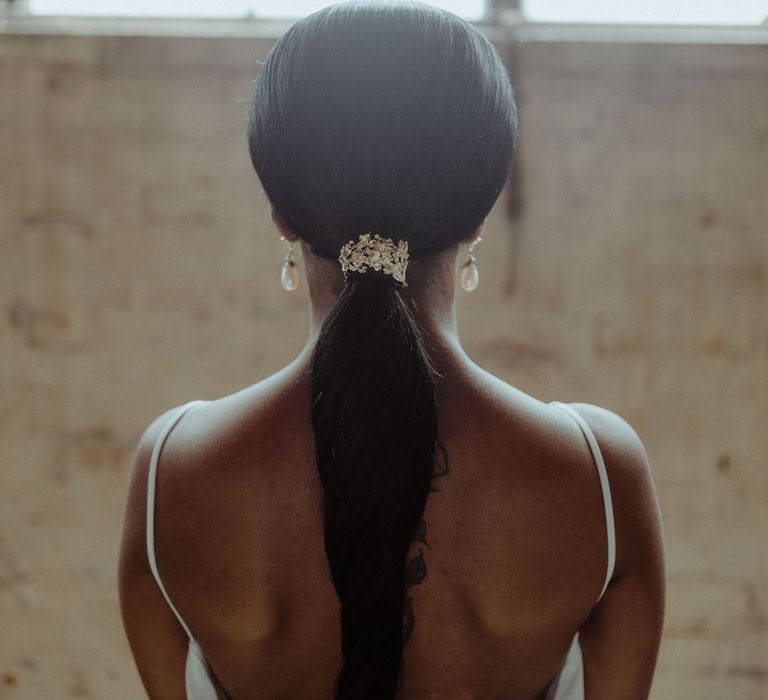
[338,233,409,287]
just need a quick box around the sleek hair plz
[247,1,517,697]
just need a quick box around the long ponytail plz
[247,1,517,696]
[310,273,438,698]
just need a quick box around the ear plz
[271,209,298,242]
[469,218,486,245]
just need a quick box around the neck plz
[289,241,473,375]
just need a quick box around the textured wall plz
[0,29,766,699]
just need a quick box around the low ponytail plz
[247,1,518,697]
[309,272,438,699]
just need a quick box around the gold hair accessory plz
[338,233,409,287]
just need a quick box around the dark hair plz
[247,1,517,697]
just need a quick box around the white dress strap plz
[146,399,208,640]
[549,401,616,604]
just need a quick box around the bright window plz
[29,0,252,16]
[27,0,768,24]
[247,0,486,19]
[28,0,486,20]
[523,0,768,25]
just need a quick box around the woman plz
[118,1,665,698]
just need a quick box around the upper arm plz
[118,409,189,700]
[570,403,666,700]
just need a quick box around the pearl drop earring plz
[459,235,482,291]
[280,236,299,291]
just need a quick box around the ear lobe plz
[272,209,297,241]
[470,219,486,244]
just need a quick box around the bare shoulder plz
[565,402,656,501]
[553,403,666,698]
[119,390,292,573]
[119,404,189,573]
[564,402,665,584]
[124,403,196,514]
[119,405,213,696]
[134,406,187,474]
[566,402,649,462]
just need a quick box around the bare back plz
[139,355,662,699]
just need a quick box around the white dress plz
[145,399,616,699]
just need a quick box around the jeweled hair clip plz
[338,233,409,287]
